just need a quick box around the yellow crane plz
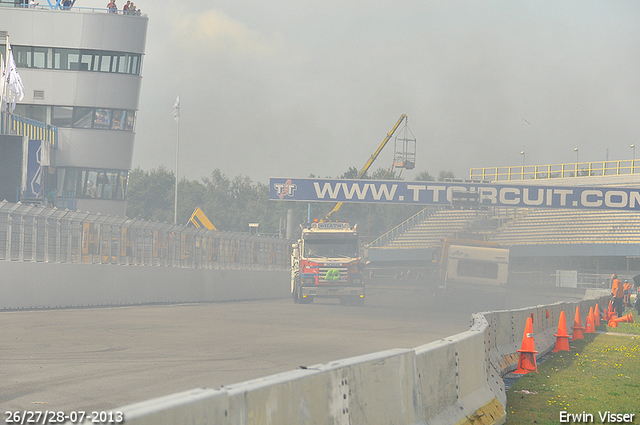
[323,114,408,222]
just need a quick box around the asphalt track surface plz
[1,279,584,413]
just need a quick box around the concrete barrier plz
[109,388,230,425]
[71,293,611,425]
[225,349,421,425]
[0,261,289,309]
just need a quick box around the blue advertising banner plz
[269,177,640,211]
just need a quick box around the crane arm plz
[323,114,407,221]
[355,114,407,179]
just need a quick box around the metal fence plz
[0,200,291,270]
[470,159,640,182]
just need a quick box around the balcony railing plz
[470,160,640,182]
[1,111,58,148]
[1,1,146,16]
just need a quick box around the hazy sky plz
[84,0,640,184]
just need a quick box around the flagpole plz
[173,93,180,224]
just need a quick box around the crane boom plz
[323,114,408,221]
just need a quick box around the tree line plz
[125,166,455,241]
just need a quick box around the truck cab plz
[291,221,365,305]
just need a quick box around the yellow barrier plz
[470,159,640,181]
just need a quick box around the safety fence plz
[0,200,291,270]
[96,293,609,425]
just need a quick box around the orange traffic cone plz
[553,311,571,353]
[606,300,615,321]
[514,317,538,374]
[594,303,601,327]
[604,300,611,320]
[609,313,634,326]
[584,307,595,334]
[572,306,584,340]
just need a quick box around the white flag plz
[173,94,180,122]
[5,41,25,113]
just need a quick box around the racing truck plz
[291,221,366,305]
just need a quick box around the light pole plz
[574,147,579,163]
[173,94,180,224]
[631,144,636,174]
[520,150,525,167]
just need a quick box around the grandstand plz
[375,208,489,249]
[490,209,640,245]
[367,161,640,280]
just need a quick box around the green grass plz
[506,309,640,425]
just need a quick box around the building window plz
[33,47,49,69]
[111,110,126,130]
[18,105,136,132]
[80,51,93,71]
[52,106,73,127]
[99,53,112,72]
[0,44,142,75]
[59,167,128,200]
[125,111,135,131]
[94,109,111,129]
[12,45,31,67]
[73,107,94,128]
[13,104,49,124]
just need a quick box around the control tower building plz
[1,1,148,216]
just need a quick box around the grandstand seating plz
[374,207,640,249]
[378,209,489,248]
[489,209,640,245]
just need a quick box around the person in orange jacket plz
[623,280,631,307]
[611,274,624,318]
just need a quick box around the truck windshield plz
[304,239,358,258]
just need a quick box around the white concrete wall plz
[0,261,289,309]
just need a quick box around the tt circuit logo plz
[274,179,297,199]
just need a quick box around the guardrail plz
[367,206,435,248]
[470,160,640,182]
[91,293,609,424]
[10,3,146,16]
[0,200,291,270]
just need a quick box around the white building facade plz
[1,3,148,216]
